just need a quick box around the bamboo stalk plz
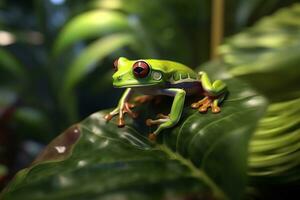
[211,0,224,59]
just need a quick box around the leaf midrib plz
[156,144,227,200]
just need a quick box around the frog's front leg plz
[104,88,137,127]
[147,88,186,141]
[191,72,227,113]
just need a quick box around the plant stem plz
[211,0,224,59]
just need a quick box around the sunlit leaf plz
[248,97,300,184]
[220,3,300,101]
[53,10,131,57]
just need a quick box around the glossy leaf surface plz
[2,72,267,200]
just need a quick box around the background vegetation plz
[0,0,300,199]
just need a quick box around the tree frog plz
[104,57,227,141]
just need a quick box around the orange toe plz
[148,133,157,141]
[212,106,221,113]
[146,119,153,126]
[118,118,125,128]
[104,114,113,121]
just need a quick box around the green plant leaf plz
[62,33,135,94]
[0,48,26,80]
[52,10,131,57]
[248,97,300,184]
[2,74,267,200]
[215,2,300,191]
[91,0,192,63]
[220,3,300,101]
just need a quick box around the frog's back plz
[144,59,199,84]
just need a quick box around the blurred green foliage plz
[220,4,300,190]
[0,0,300,199]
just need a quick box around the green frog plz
[104,57,227,141]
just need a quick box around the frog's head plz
[112,57,165,88]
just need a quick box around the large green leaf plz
[220,3,300,101]
[248,97,300,184]
[52,10,131,57]
[216,3,300,192]
[1,73,267,200]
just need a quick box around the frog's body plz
[105,57,227,141]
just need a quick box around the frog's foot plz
[146,114,170,141]
[145,113,170,126]
[104,102,138,127]
[191,97,221,113]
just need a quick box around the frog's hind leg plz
[191,71,227,113]
[147,88,186,141]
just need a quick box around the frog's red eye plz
[113,58,119,71]
[133,61,150,78]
